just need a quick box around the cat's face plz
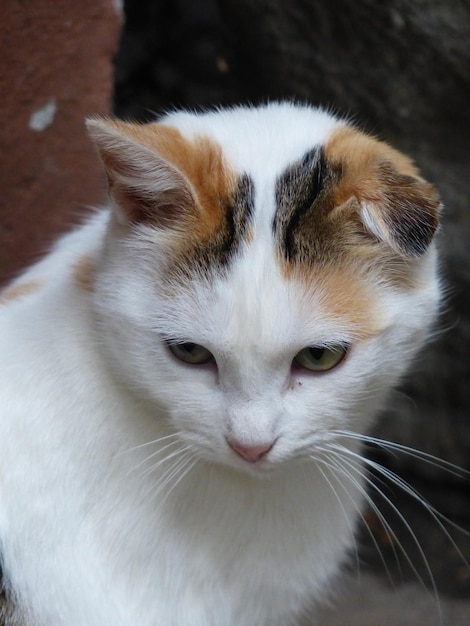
[87,103,441,474]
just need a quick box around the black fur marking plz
[172,173,255,279]
[0,558,17,625]
[273,147,342,264]
[220,173,255,264]
[374,164,440,258]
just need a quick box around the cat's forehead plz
[162,103,340,180]
[152,106,349,274]
[158,105,436,285]
[89,103,439,301]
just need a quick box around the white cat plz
[0,103,441,625]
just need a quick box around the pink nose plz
[227,439,275,463]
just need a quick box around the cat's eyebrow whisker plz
[332,430,470,480]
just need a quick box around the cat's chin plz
[227,457,277,477]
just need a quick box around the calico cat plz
[0,103,441,625]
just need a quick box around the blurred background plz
[1,0,469,621]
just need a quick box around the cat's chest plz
[3,444,355,625]
[83,463,354,625]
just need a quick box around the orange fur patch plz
[276,124,439,291]
[73,255,95,292]
[0,280,41,304]
[102,121,237,244]
[324,125,420,210]
[299,264,383,340]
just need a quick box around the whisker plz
[132,439,184,474]
[140,450,193,502]
[161,457,199,504]
[139,444,193,479]
[327,447,434,588]
[326,441,456,623]
[333,430,470,480]
[151,454,198,507]
[310,452,362,576]
[362,455,470,561]
[317,450,402,588]
[152,450,194,489]
[120,432,181,456]
[334,438,470,541]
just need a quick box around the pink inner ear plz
[87,118,197,228]
[107,182,189,227]
[106,163,196,228]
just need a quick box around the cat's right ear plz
[86,118,196,228]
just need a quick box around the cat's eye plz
[168,342,214,365]
[293,344,348,372]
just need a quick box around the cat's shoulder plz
[0,209,109,311]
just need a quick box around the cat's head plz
[87,103,441,474]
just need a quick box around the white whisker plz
[139,449,193,503]
[327,446,433,587]
[162,457,199,503]
[120,431,181,456]
[150,454,198,506]
[317,450,401,587]
[333,430,470,479]
[139,444,193,479]
[333,439,470,542]
[132,439,184,474]
[326,441,454,623]
[361,454,470,562]
[310,452,361,575]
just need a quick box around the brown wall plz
[0,0,121,285]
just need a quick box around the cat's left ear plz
[86,118,197,228]
[356,163,441,257]
[327,127,442,258]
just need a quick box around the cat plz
[0,102,441,626]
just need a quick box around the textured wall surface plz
[0,0,121,285]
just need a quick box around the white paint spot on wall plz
[29,99,57,132]
[113,0,124,14]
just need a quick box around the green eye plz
[168,342,214,365]
[293,344,348,372]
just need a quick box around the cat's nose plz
[227,438,275,463]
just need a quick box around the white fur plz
[0,103,440,625]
